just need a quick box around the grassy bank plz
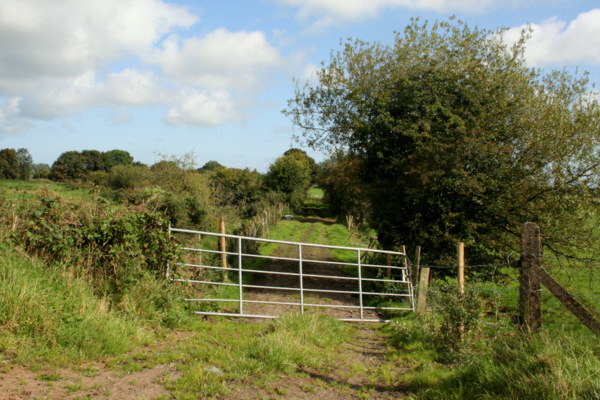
[0,248,153,365]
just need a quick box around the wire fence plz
[413,235,600,335]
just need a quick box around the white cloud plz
[101,70,166,107]
[150,29,283,92]
[504,9,600,67]
[0,97,31,134]
[0,0,288,132]
[0,0,197,81]
[163,90,242,127]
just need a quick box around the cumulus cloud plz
[163,90,242,127]
[504,9,600,67]
[0,98,31,134]
[101,70,166,107]
[149,29,283,92]
[0,0,197,81]
[0,0,286,133]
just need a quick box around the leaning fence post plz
[520,222,542,331]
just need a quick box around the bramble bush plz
[8,195,179,293]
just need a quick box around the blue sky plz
[1,0,599,172]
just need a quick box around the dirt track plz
[0,215,410,399]
[244,220,383,321]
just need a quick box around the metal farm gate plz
[168,227,414,322]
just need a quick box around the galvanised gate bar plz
[168,227,414,322]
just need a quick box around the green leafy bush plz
[10,196,179,292]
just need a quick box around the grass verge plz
[109,313,353,399]
[0,248,154,365]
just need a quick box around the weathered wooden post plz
[413,246,421,287]
[401,245,409,282]
[264,210,268,234]
[416,262,430,316]
[520,222,542,331]
[457,242,465,295]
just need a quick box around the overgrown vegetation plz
[286,17,600,266]
[384,288,600,399]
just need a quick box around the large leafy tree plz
[16,148,33,180]
[284,18,600,263]
[265,150,313,212]
[319,151,370,225]
[102,149,133,170]
[51,151,87,181]
[0,148,19,179]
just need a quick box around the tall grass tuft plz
[0,248,153,363]
[421,330,600,399]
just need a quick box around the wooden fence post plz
[401,245,409,282]
[457,242,465,295]
[520,222,542,331]
[416,263,430,316]
[413,246,421,287]
[264,210,268,234]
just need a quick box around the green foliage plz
[0,148,19,179]
[169,313,352,398]
[106,164,153,189]
[284,148,320,184]
[199,160,223,171]
[103,149,134,169]
[212,167,266,216]
[0,248,152,362]
[80,149,106,172]
[31,163,51,179]
[51,149,135,182]
[9,195,179,292]
[285,17,600,264]
[319,152,369,224]
[265,150,313,212]
[16,148,33,180]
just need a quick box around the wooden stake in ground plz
[416,263,430,316]
[457,242,465,338]
[520,222,542,331]
[264,210,268,235]
[457,242,465,295]
[413,246,421,287]
[401,245,409,282]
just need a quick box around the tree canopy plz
[0,148,19,179]
[265,150,315,212]
[284,18,600,262]
[50,149,134,181]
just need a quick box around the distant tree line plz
[50,149,135,181]
[0,148,34,180]
[1,145,320,231]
